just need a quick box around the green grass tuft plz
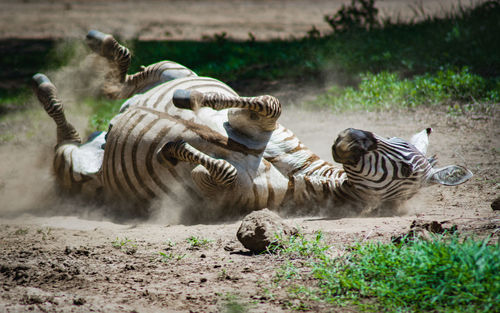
[312,67,500,112]
[111,237,138,255]
[186,236,213,248]
[157,251,186,263]
[274,234,500,312]
[85,97,122,131]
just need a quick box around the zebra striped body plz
[102,76,338,215]
[32,30,473,220]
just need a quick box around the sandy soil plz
[1,103,498,312]
[0,0,499,312]
[0,0,480,40]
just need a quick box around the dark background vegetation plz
[1,0,499,119]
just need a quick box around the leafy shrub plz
[324,0,379,33]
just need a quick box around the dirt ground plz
[0,0,481,40]
[1,104,498,312]
[0,0,499,312]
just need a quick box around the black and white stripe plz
[343,135,432,203]
[32,30,472,218]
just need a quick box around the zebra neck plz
[286,169,359,207]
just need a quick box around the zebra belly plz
[102,105,290,213]
[102,108,197,203]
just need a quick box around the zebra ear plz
[410,128,431,155]
[428,165,473,186]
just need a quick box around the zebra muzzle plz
[332,128,377,165]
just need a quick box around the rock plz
[236,209,298,253]
[491,197,500,211]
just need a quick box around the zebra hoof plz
[172,89,193,109]
[32,73,56,101]
[86,30,111,54]
[173,89,203,110]
[32,73,52,87]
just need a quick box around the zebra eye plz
[401,163,412,177]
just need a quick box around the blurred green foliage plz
[1,0,499,126]
[85,97,121,131]
[125,1,500,83]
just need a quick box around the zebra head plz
[332,128,473,204]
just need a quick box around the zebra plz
[32,30,472,221]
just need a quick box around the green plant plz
[273,233,500,312]
[111,237,138,255]
[202,31,229,43]
[163,239,176,250]
[218,268,230,281]
[36,227,52,240]
[269,231,328,258]
[13,228,29,236]
[186,236,212,248]
[0,88,31,115]
[157,251,185,263]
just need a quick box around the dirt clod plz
[73,297,86,306]
[21,288,54,305]
[237,208,298,253]
[392,220,458,243]
[491,197,500,211]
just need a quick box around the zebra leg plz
[173,90,281,132]
[32,74,81,145]
[32,74,97,193]
[157,140,237,193]
[86,30,196,99]
[86,30,130,85]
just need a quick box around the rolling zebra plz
[32,30,472,221]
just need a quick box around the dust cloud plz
[0,41,114,221]
[0,41,208,225]
[0,41,432,225]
